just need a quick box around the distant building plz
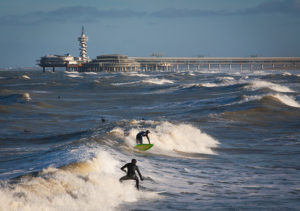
[79,54,140,72]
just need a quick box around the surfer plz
[136,130,151,144]
[119,159,144,190]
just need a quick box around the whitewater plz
[0,68,300,210]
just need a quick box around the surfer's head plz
[146,130,150,134]
[131,159,137,164]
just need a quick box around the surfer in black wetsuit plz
[119,159,144,190]
[136,130,151,144]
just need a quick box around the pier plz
[38,27,300,72]
[133,56,300,72]
[39,54,300,72]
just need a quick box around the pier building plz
[38,54,77,72]
[78,54,140,72]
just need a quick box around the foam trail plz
[246,80,294,93]
[124,121,219,155]
[0,151,158,211]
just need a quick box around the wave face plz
[0,69,300,210]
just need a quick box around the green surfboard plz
[134,144,154,151]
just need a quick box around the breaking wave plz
[245,80,294,93]
[240,94,300,108]
[0,151,158,211]
[122,121,219,156]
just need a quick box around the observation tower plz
[78,26,88,62]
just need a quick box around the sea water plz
[0,68,300,210]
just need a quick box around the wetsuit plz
[119,162,143,189]
[136,131,150,144]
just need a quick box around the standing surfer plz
[136,130,151,144]
[119,159,144,190]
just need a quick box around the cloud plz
[0,6,146,25]
[0,0,299,25]
[149,0,300,18]
[240,0,300,15]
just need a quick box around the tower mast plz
[78,26,88,62]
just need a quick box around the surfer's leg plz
[136,136,143,144]
[135,177,140,190]
[119,176,129,182]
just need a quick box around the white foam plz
[246,80,294,93]
[124,121,219,155]
[66,74,83,78]
[142,78,174,85]
[0,151,158,211]
[21,75,31,80]
[199,83,219,87]
[66,72,83,78]
[126,72,150,77]
[22,93,31,101]
[189,79,236,88]
[83,72,98,75]
[282,72,292,76]
[112,81,138,86]
[216,76,235,81]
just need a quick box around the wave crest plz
[245,80,294,93]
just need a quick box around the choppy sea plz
[0,68,300,210]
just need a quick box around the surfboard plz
[134,144,153,151]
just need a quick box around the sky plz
[0,0,300,67]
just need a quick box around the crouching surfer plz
[119,159,144,190]
[136,130,151,144]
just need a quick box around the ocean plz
[0,68,300,210]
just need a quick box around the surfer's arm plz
[136,166,143,180]
[121,164,128,173]
[146,135,151,144]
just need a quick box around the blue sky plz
[0,0,299,67]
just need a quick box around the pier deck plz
[133,57,300,71]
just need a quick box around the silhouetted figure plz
[119,159,144,190]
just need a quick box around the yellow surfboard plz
[134,144,154,151]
